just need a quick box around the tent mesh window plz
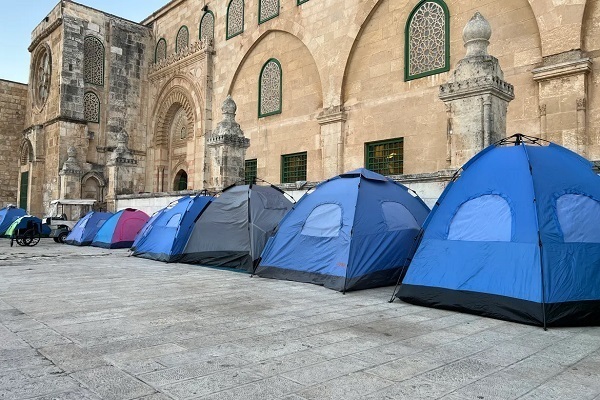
[259,59,282,117]
[176,26,189,53]
[155,38,167,62]
[405,0,450,81]
[281,152,307,183]
[84,36,104,86]
[259,0,279,24]
[245,159,257,184]
[227,0,244,39]
[365,138,404,176]
[200,11,215,43]
[83,92,100,123]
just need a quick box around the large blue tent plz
[396,134,600,327]
[65,211,114,246]
[0,206,26,235]
[131,195,213,262]
[255,168,431,292]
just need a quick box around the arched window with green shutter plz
[155,38,167,62]
[200,11,215,43]
[405,0,450,81]
[227,0,244,39]
[176,26,189,53]
[258,58,282,118]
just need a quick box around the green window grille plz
[83,91,100,123]
[281,152,307,183]
[245,159,257,185]
[83,36,105,86]
[365,138,404,176]
[19,171,29,211]
[405,0,450,81]
[259,0,279,24]
[227,0,244,40]
[176,26,189,53]
[258,58,282,117]
[200,11,215,43]
[155,38,167,62]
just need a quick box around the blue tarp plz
[0,206,26,235]
[65,211,114,246]
[397,140,600,327]
[256,168,430,291]
[131,195,213,262]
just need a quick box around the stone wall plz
[0,80,28,207]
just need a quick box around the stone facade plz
[1,0,599,215]
[0,80,28,208]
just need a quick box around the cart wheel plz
[23,229,40,247]
[53,237,60,243]
[16,238,27,246]
[28,234,41,247]
[57,231,68,244]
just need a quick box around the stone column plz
[532,52,591,157]
[105,131,138,212]
[206,96,250,191]
[317,106,347,176]
[439,12,514,168]
[59,146,83,200]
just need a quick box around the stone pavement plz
[1,240,599,400]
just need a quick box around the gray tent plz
[179,184,293,271]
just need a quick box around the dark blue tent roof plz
[255,169,430,291]
[0,206,26,235]
[65,211,114,246]
[131,195,213,262]
[397,139,600,327]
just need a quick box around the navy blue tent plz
[0,206,26,235]
[397,135,600,327]
[65,211,114,246]
[131,195,213,262]
[255,169,430,291]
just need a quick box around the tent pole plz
[388,228,424,303]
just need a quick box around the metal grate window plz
[245,159,257,185]
[281,152,307,183]
[365,138,404,176]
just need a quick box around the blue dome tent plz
[65,211,114,246]
[131,194,213,262]
[0,206,26,235]
[396,134,600,327]
[255,168,430,292]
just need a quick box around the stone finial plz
[109,130,136,165]
[463,12,492,58]
[222,95,237,116]
[60,146,82,174]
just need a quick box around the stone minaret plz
[439,12,514,168]
[207,96,250,191]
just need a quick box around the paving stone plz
[199,376,303,400]
[0,375,80,399]
[71,366,156,400]
[38,344,109,373]
[30,387,104,399]
[297,371,395,399]
[246,350,328,378]
[420,357,502,388]
[362,376,454,399]
[281,356,371,386]
[517,376,600,400]
[364,351,445,382]
[161,368,262,399]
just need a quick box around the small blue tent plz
[255,169,431,291]
[397,134,600,327]
[131,195,213,262]
[91,208,149,249]
[65,211,114,246]
[0,206,26,235]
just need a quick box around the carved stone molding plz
[577,98,587,111]
[532,58,592,82]
[317,105,347,125]
[439,75,514,102]
[28,18,63,53]
[149,40,212,80]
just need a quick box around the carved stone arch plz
[154,88,196,147]
[172,161,189,191]
[81,171,106,202]
[81,171,106,187]
[20,139,34,165]
[225,24,315,95]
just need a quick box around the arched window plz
[200,11,215,43]
[447,195,512,241]
[556,194,600,243]
[227,0,244,39]
[176,26,189,53]
[301,204,342,237]
[84,36,105,86]
[20,140,34,166]
[155,38,167,62]
[405,0,450,81]
[259,58,282,117]
[174,170,188,191]
[259,0,279,24]
[84,91,100,123]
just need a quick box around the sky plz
[0,0,167,83]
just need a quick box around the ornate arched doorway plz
[174,169,188,191]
